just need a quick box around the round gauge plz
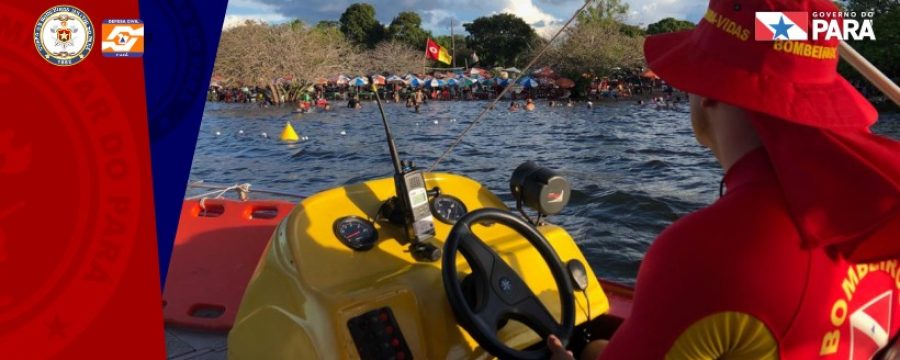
[431,195,468,224]
[333,216,378,251]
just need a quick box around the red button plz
[385,326,394,334]
[379,313,389,322]
[391,338,400,347]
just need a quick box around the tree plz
[838,1,899,101]
[386,11,430,49]
[577,0,630,24]
[214,21,361,103]
[646,17,695,35]
[315,20,340,31]
[576,0,644,36]
[434,34,472,67]
[359,40,424,75]
[313,20,343,40]
[339,3,385,48]
[464,13,538,67]
[543,20,644,80]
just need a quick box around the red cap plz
[645,0,900,261]
[644,0,877,129]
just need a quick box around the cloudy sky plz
[223,0,709,36]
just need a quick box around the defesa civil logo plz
[755,11,876,41]
[101,19,144,57]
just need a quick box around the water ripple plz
[190,101,900,284]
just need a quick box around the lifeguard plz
[550,0,900,358]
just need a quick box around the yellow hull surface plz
[228,172,610,359]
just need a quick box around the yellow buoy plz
[280,121,299,142]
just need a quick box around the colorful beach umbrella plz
[428,79,445,88]
[641,69,660,79]
[518,76,539,89]
[446,78,459,87]
[350,77,369,87]
[556,77,575,89]
[409,77,425,88]
[371,74,386,86]
[331,75,350,85]
[386,75,406,84]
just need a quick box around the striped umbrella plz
[350,77,369,87]
[371,75,386,86]
[386,75,406,84]
[518,76,539,89]
[459,77,476,87]
[332,74,350,85]
[409,77,425,88]
[429,79,445,88]
[446,78,460,87]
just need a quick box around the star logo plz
[754,12,809,41]
[770,16,794,40]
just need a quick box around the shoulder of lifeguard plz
[653,180,796,252]
[666,311,779,360]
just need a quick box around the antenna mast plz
[451,19,456,68]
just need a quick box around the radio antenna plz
[371,82,404,176]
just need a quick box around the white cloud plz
[498,0,562,37]
[626,0,707,26]
[222,14,289,29]
[229,0,282,12]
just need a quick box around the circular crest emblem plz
[34,5,94,66]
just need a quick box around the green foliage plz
[315,20,340,30]
[386,11,431,49]
[433,34,473,67]
[464,13,538,67]
[289,19,305,32]
[646,17,695,35]
[838,0,899,99]
[577,0,630,24]
[618,23,645,37]
[545,20,644,78]
[339,3,385,48]
[576,0,643,36]
[845,0,897,13]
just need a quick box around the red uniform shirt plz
[601,148,900,359]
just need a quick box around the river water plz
[189,100,900,284]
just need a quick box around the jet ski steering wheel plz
[442,208,575,360]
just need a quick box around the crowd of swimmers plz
[209,82,683,114]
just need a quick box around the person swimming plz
[587,101,594,109]
[508,101,519,112]
[524,98,536,111]
[413,89,425,113]
[347,95,362,109]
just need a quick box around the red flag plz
[425,38,451,65]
